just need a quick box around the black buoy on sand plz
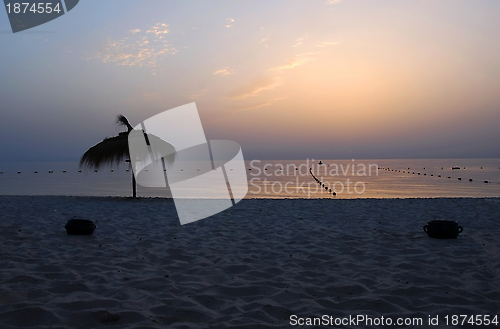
[65,219,96,235]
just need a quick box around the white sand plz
[0,196,499,328]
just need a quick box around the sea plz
[0,159,499,199]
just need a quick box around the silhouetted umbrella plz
[80,115,174,198]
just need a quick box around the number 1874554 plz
[6,3,62,14]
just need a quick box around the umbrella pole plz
[128,161,137,198]
[132,171,137,198]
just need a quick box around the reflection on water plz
[0,159,499,199]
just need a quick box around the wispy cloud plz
[326,0,341,4]
[188,89,208,100]
[270,52,324,72]
[226,45,332,101]
[213,67,234,76]
[293,34,308,48]
[226,77,281,100]
[94,23,177,73]
[141,92,164,102]
[260,36,270,48]
[234,97,288,113]
[316,41,339,48]
[226,18,235,28]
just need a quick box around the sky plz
[1,0,500,162]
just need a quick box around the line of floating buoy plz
[380,166,495,185]
[309,167,337,196]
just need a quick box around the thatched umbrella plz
[80,115,155,198]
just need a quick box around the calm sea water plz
[0,159,499,199]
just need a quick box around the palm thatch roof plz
[79,115,133,170]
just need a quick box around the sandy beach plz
[0,196,499,328]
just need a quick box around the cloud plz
[234,97,288,113]
[226,51,326,100]
[213,67,234,76]
[260,36,270,48]
[270,52,324,72]
[141,92,164,102]
[226,18,235,28]
[225,47,331,101]
[226,77,281,100]
[293,35,308,48]
[188,89,208,100]
[326,0,341,4]
[94,23,177,72]
[316,41,338,48]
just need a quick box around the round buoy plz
[469,179,473,182]
[458,178,462,181]
[332,192,337,196]
[484,180,489,183]
[438,175,441,177]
